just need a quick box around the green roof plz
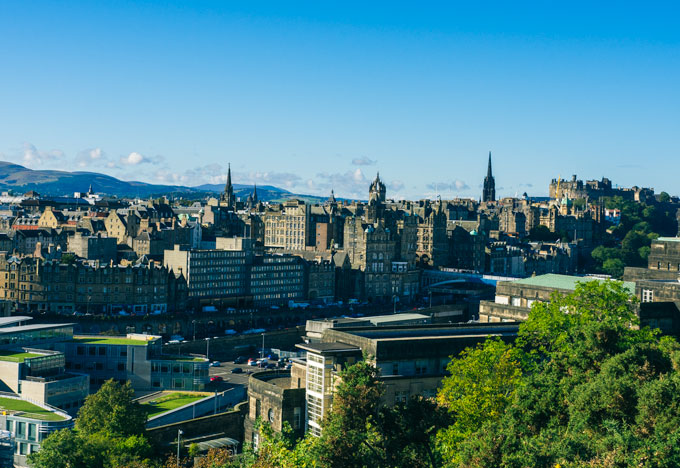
[656,237,680,242]
[0,351,45,363]
[72,336,149,346]
[0,397,67,421]
[157,355,207,362]
[512,274,635,295]
[142,392,211,418]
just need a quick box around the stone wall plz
[146,401,248,452]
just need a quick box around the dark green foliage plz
[29,380,155,468]
[455,280,680,468]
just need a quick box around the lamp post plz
[192,320,196,341]
[429,290,433,309]
[260,333,265,359]
[177,428,183,467]
[205,337,210,361]
[392,295,398,314]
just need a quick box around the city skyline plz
[1,2,678,199]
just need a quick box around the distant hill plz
[0,161,327,203]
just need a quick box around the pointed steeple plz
[252,183,258,203]
[225,164,232,193]
[88,183,93,195]
[221,163,236,209]
[482,151,496,202]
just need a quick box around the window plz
[642,289,654,303]
[268,408,275,423]
[293,407,301,429]
[28,424,36,441]
[117,363,125,371]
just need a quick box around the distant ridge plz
[0,161,326,202]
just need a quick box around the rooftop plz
[336,323,519,340]
[0,397,67,421]
[296,342,361,354]
[0,350,45,363]
[141,392,211,419]
[656,237,680,243]
[0,317,31,328]
[511,274,635,294]
[72,336,149,346]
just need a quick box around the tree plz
[659,191,671,203]
[603,258,625,278]
[31,380,155,468]
[311,359,384,468]
[27,429,99,468]
[436,338,523,466]
[76,379,148,437]
[457,280,680,468]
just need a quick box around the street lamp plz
[392,295,398,314]
[429,290,433,309]
[260,333,265,359]
[192,320,196,341]
[205,337,210,361]
[177,428,183,467]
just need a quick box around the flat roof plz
[511,274,635,294]
[338,323,519,340]
[363,313,430,324]
[0,317,31,328]
[0,350,46,363]
[72,336,149,346]
[296,342,361,354]
[0,397,67,421]
[656,237,680,243]
[0,323,74,335]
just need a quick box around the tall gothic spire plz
[483,151,496,202]
[225,163,232,193]
[487,151,493,178]
[221,163,236,209]
[252,183,258,203]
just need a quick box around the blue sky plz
[0,1,678,199]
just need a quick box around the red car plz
[210,376,223,382]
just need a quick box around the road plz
[206,356,286,392]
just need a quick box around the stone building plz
[243,371,306,445]
[478,274,635,322]
[0,255,180,315]
[263,200,311,250]
[67,232,117,263]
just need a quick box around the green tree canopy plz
[75,379,147,437]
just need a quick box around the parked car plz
[210,361,221,367]
[210,376,223,382]
[234,356,246,364]
[267,353,279,361]
[247,358,258,366]
[265,363,277,369]
[231,367,243,374]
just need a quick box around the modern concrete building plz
[294,322,518,437]
[58,333,209,392]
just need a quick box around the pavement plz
[207,356,286,391]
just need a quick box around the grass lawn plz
[0,351,44,363]
[72,336,150,346]
[0,397,66,421]
[158,355,207,362]
[143,392,210,418]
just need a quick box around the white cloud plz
[351,156,377,166]
[21,143,65,168]
[75,147,105,168]
[121,152,145,165]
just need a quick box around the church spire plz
[221,163,236,209]
[252,183,258,203]
[225,163,232,192]
[482,151,496,202]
